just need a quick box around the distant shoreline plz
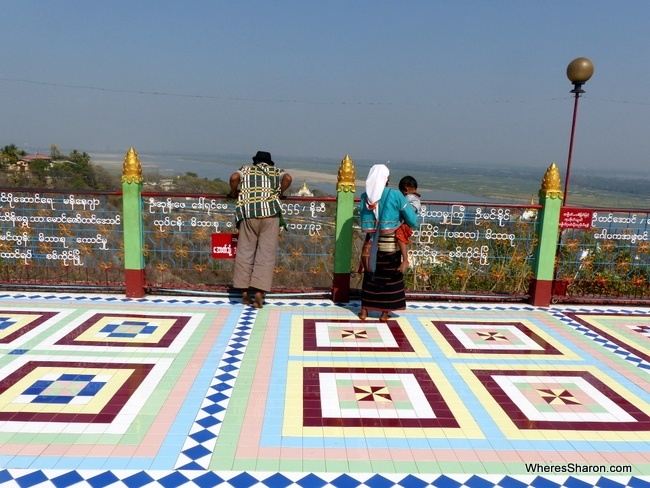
[91,150,646,207]
[92,151,491,202]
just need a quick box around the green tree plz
[0,143,122,190]
[1,144,26,165]
[29,159,51,186]
[50,144,64,160]
[67,150,98,188]
[173,173,230,194]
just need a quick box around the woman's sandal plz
[379,312,390,322]
[242,291,252,305]
[358,309,368,321]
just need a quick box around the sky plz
[2,1,650,176]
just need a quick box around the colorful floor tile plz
[0,292,647,487]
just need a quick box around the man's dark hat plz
[252,151,274,165]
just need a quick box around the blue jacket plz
[360,187,418,233]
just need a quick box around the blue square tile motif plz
[101,320,157,338]
[22,373,107,404]
[0,316,18,330]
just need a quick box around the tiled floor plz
[0,291,648,487]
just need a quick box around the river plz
[93,150,497,203]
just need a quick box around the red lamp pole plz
[563,90,581,206]
[563,57,594,206]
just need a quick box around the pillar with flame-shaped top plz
[122,147,146,297]
[529,162,563,306]
[332,155,356,302]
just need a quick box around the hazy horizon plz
[89,147,649,180]
[82,147,646,207]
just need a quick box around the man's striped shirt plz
[234,163,286,221]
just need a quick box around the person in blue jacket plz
[358,164,418,321]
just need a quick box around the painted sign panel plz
[211,233,238,259]
[559,208,593,229]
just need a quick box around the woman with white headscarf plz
[358,164,418,321]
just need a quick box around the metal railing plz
[554,208,650,303]
[395,201,539,300]
[0,189,124,289]
[143,193,539,300]
[0,186,647,305]
[142,193,337,294]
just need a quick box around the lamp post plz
[563,57,594,206]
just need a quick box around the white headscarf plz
[365,164,389,219]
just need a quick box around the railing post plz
[332,155,356,302]
[529,163,563,307]
[121,147,146,298]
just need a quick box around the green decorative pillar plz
[332,155,356,302]
[121,147,146,298]
[529,163,563,307]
